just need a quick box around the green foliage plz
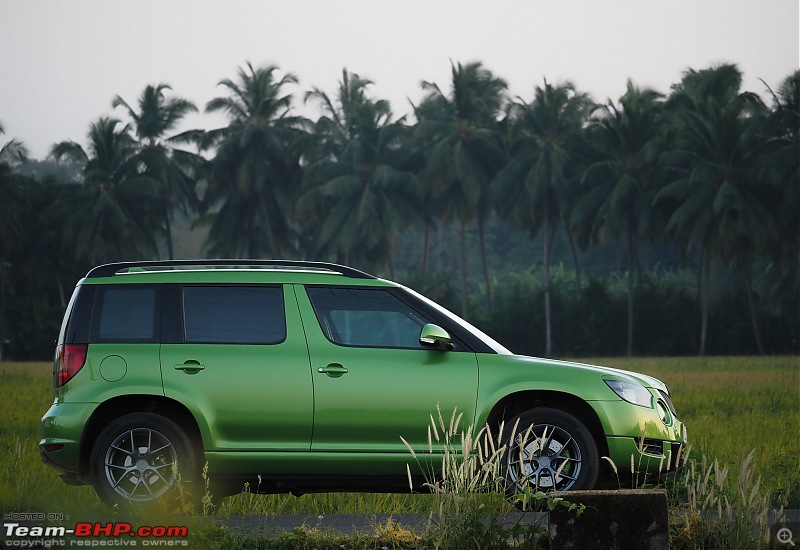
[200,62,303,259]
[414,61,509,316]
[484,268,797,357]
[298,70,420,274]
[112,83,201,260]
[4,294,63,360]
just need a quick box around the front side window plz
[306,287,429,349]
[183,286,285,344]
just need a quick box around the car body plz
[40,260,687,508]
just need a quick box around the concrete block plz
[549,489,670,550]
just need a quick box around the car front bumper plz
[592,398,687,475]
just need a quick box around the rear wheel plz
[502,408,599,494]
[90,413,199,511]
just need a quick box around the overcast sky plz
[2,0,798,159]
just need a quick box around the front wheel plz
[502,408,599,494]
[90,413,199,510]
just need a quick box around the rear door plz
[160,284,313,451]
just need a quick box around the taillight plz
[56,344,87,387]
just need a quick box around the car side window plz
[306,287,429,349]
[92,286,157,342]
[183,285,286,344]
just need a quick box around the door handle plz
[317,363,348,377]
[174,360,205,374]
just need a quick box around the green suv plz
[40,260,686,508]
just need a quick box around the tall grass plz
[0,363,101,514]
[669,448,786,549]
[400,405,582,549]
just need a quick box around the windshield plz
[400,284,513,355]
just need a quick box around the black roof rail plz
[85,260,376,279]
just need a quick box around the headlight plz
[605,380,653,408]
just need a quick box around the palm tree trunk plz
[0,262,5,361]
[742,259,765,354]
[626,221,635,357]
[478,214,493,316]
[56,267,66,309]
[164,211,175,260]
[563,213,583,292]
[258,201,278,258]
[636,241,644,280]
[458,221,468,317]
[796,212,799,356]
[386,257,396,281]
[543,232,552,356]
[699,249,709,355]
[421,225,430,279]
[543,210,557,357]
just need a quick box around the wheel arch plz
[484,391,609,458]
[78,395,204,478]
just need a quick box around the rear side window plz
[92,286,157,342]
[306,287,429,349]
[60,285,95,345]
[183,286,285,344]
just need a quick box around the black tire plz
[502,407,599,495]
[90,413,199,511]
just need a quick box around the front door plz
[296,285,479,456]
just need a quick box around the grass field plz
[1,356,798,517]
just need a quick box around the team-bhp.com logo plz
[3,521,189,547]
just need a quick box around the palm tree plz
[404,98,442,277]
[0,121,27,164]
[761,71,800,321]
[415,61,508,316]
[200,62,304,258]
[573,81,667,356]
[657,64,777,354]
[494,80,593,356]
[0,122,30,361]
[113,84,200,259]
[0,121,29,256]
[298,70,419,276]
[50,117,160,264]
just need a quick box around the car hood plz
[510,355,670,394]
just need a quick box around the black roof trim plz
[85,260,376,280]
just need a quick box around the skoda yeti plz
[40,260,686,508]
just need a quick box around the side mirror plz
[419,323,453,351]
